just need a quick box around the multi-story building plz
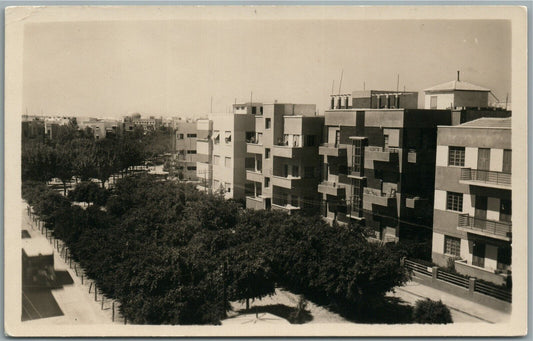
[196,119,213,193]
[245,103,323,214]
[196,109,256,200]
[320,91,451,243]
[431,117,511,286]
[175,119,198,181]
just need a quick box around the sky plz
[22,19,511,118]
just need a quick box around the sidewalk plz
[390,281,511,324]
[22,202,121,325]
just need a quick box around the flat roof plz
[424,80,490,92]
[22,238,54,257]
[439,117,511,129]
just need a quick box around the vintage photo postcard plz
[4,5,528,337]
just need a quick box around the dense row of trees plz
[22,122,174,193]
[23,174,410,325]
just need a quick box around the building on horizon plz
[175,119,199,181]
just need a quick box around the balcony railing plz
[458,213,512,240]
[318,181,346,196]
[319,143,347,157]
[460,168,511,188]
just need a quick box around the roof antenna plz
[331,80,335,95]
[338,69,343,95]
[363,81,366,91]
[457,70,460,82]
[396,74,400,92]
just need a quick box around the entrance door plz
[474,196,488,230]
[477,148,491,181]
[472,242,486,268]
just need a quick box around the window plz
[500,199,512,222]
[178,134,184,139]
[305,135,316,147]
[213,155,220,165]
[265,177,270,188]
[213,131,220,144]
[187,133,197,138]
[252,106,257,115]
[256,133,263,144]
[444,236,461,257]
[352,139,364,174]
[187,166,197,171]
[292,165,299,178]
[265,148,271,159]
[448,147,465,167]
[351,178,363,214]
[225,157,231,168]
[224,131,232,143]
[430,96,438,109]
[265,118,271,129]
[187,150,197,154]
[446,192,463,212]
[503,149,512,173]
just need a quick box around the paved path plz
[21,202,121,325]
[390,281,511,324]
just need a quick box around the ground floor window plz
[444,235,461,257]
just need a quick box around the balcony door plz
[335,130,340,148]
[474,196,487,229]
[472,242,485,268]
[477,148,491,181]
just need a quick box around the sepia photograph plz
[4,5,528,337]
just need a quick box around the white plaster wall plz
[434,190,446,210]
[328,127,338,145]
[465,147,477,169]
[487,197,500,221]
[464,194,475,216]
[424,93,455,109]
[432,232,444,254]
[490,148,503,172]
[460,239,469,261]
[466,240,474,263]
[436,146,448,167]
[383,128,400,147]
[485,244,498,270]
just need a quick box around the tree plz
[412,299,453,324]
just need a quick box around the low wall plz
[410,271,511,313]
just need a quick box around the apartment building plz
[431,117,511,286]
[320,91,451,243]
[175,120,198,181]
[245,103,323,214]
[195,109,256,200]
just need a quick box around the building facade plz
[196,109,256,201]
[320,93,452,243]
[196,119,213,193]
[245,103,323,214]
[431,117,511,286]
[174,120,198,181]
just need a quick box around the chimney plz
[457,70,460,82]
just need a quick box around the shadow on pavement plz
[236,304,313,324]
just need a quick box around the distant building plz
[431,117,512,286]
[245,103,324,214]
[22,119,45,141]
[424,72,491,110]
[175,119,198,181]
[133,115,163,131]
[78,118,118,140]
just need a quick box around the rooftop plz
[424,80,490,92]
[459,117,511,129]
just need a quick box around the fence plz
[26,205,129,324]
[404,258,512,304]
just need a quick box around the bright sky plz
[22,19,511,118]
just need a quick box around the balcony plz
[459,168,511,190]
[457,214,512,241]
[271,145,316,159]
[246,142,264,154]
[196,153,210,163]
[271,203,300,214]
[405,196,427,209]
[318,143,347,157]
[362,187,396,210]
[246,196,265,210]
[365,146,400,162]
[317,181,346,196]
[246,169,263,183]
[271,175,315,190]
